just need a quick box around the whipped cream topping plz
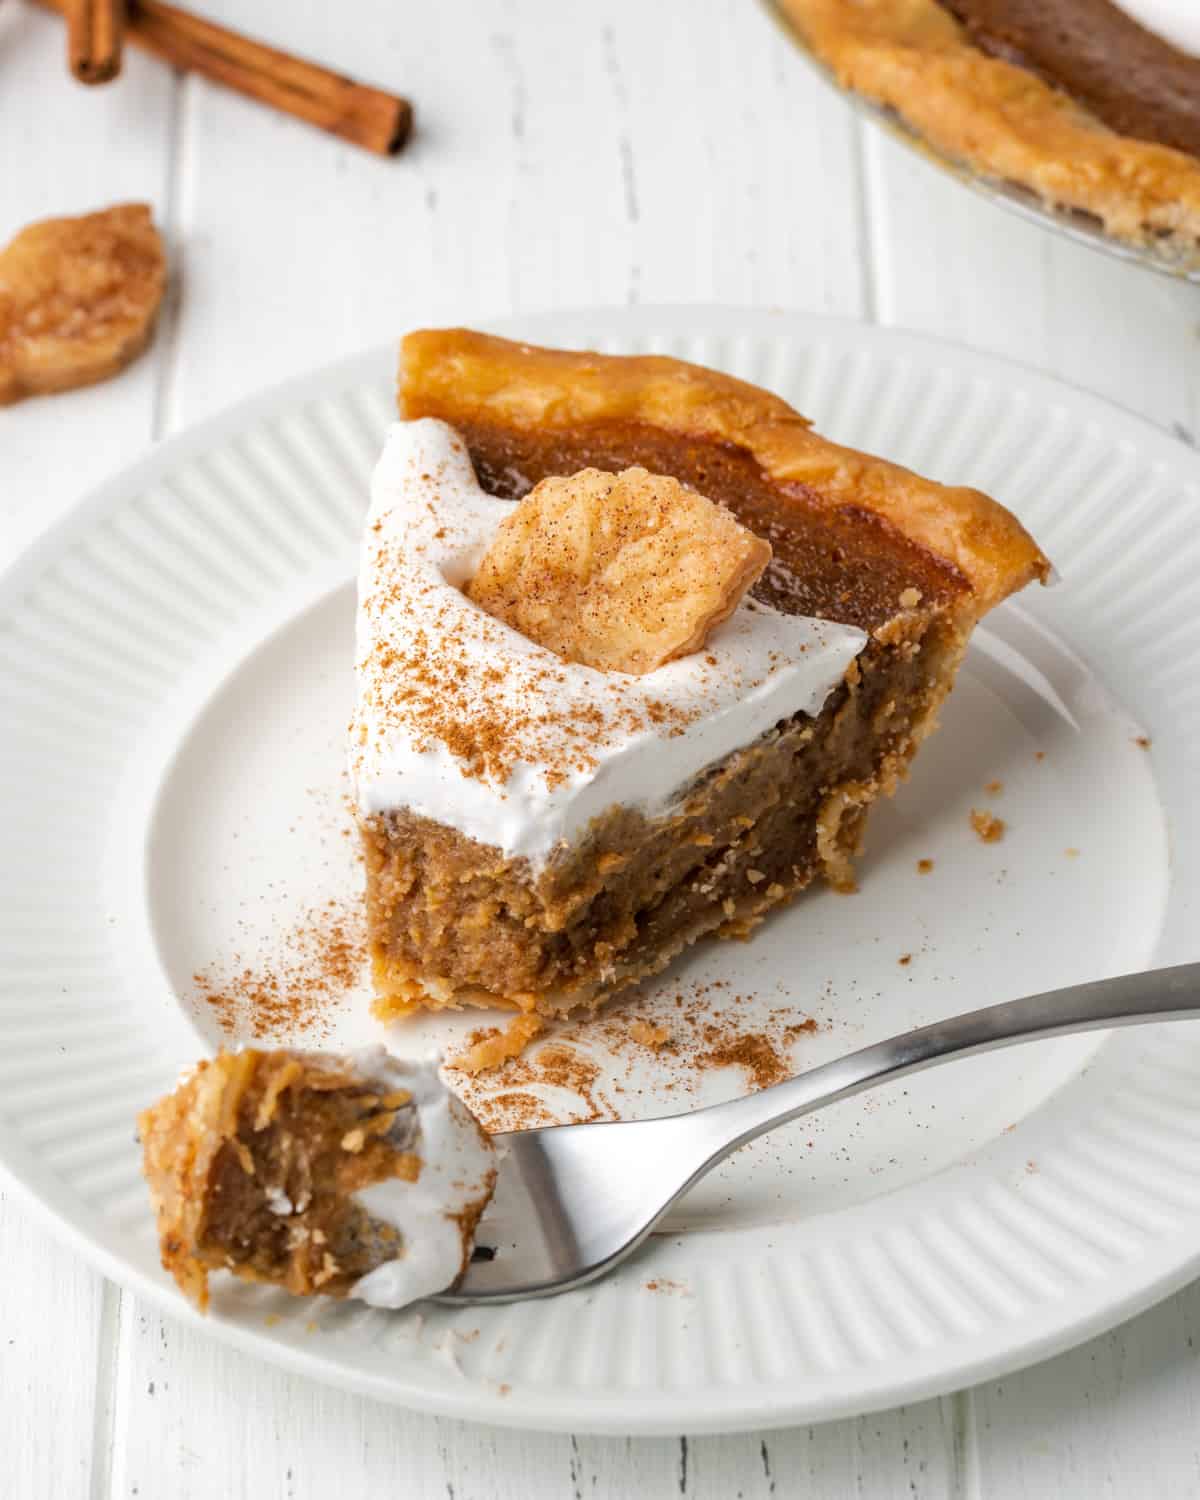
[348,1047,495,1310]
[350,420,867,868]
[1114,0,1200,55]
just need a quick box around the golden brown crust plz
[453,1013,545,1075]
[399,328,1049,621]
[777,0,1200,251]
[0,203,166,405]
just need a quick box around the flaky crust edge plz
[398,327,1050,622]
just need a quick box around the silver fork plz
[437,962,1200,1305]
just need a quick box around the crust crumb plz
[916,857,934,874]
[970,808,1006,843]
[451,1013,544,1075]
[629,1019,670,1050]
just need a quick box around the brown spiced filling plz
[364,623,956,1020]
[939,0,1200,159]
[140,1052,428,1309]
[419,413,968,635]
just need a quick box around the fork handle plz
[682,963,1200,1165]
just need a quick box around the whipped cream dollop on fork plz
[347,1047,497,1310]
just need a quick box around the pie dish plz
[776,0,1200,261]
[350,330,1049,1051]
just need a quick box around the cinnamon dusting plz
[194,898,365,1041]
[697,1030,790,1090]
[452,976,825,1133]
[350,440,797,796]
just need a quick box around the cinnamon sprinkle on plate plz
[193,898,364,1041]
[696,1031,789,1091]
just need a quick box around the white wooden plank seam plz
[851,115,880,324]
[87,1282,123,1500]
[149,73,193,445]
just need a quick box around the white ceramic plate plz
[2,307,1199,1436]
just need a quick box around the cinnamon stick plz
[66,0,125,84]
[39,0,413,155]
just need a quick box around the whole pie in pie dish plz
[348,330,1049,1063]
[776,0,1200,259]
[139,1046,495,1310]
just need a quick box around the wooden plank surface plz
[0,5,178,546]
[0,12,175,1497]
[150,0,869,431]
[113,1303,959,1499]
[974,1280,1200,1500]
[2,2,1200,1495]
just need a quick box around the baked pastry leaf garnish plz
[0,203,166,405]
[468,465,772,675]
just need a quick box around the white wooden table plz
[3,2,1199,1493]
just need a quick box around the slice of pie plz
[778,0,1200,256]
[349,329,1049,1062]
[139,1046,495,1310]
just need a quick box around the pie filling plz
[139,1046,495,1310]
[362,622,957,1024]
[939,0,1200,158]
